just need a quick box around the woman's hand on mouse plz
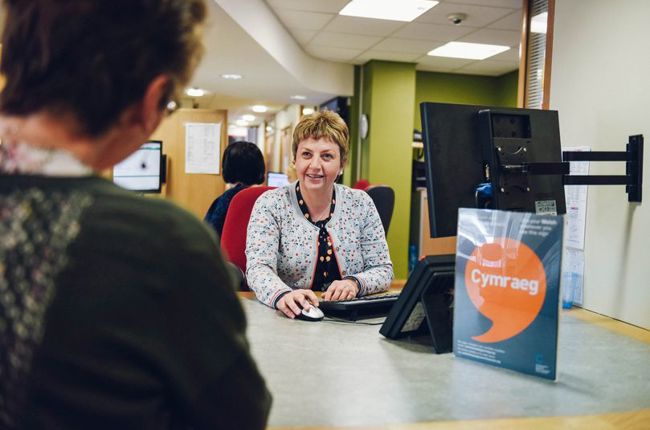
[276,290,319,319]
[322,279,358,302]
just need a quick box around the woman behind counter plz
[246,111,393,318]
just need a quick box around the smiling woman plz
[245,111,393,319]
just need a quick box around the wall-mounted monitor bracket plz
[483,121,643,204]
[562,134,643,202]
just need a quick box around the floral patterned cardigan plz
[245,182,394,308]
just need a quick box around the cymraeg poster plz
[453,208,563,380]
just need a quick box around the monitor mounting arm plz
[495,134,643,202]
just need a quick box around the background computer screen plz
[267,172,289,187]
[113,140,163,193]
[420,102,566,238]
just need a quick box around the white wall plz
[550,0,650,328]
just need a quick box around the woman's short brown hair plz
[0,0,206,137]
[292,110,349,164]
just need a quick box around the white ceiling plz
[271,0,522,73]
[182,0,524,124]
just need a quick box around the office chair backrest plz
[366,185,395,236]
[220,186,274,290]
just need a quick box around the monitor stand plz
[420,273,454,354]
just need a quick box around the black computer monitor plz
[420,102,566,238]
[113,140,164,193]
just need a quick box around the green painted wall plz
[414,70,518,130]
[494,70,519,108]
[361,61,416,279]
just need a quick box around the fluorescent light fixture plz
[252,105,268,113]
[235,119,249,127]
[531,12,548,34]
[340,0,438,22]
[427,41,510,60]
[185,87,206,97]
[221,73,242,80]
[242,114,256,122]
[302,107,315,115]
[290,95,307,100]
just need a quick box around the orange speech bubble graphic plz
[464,238,546,343]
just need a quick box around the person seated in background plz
[246,111,393,318]
[204,140,265,237]
[0,1,270,429]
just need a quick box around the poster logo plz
[464,238,546,343]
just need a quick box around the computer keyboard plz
[319,293,401,320]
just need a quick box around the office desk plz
[239,294,650,429]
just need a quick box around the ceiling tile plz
[490,46,521,62]
[276,10,335,31]
[456,59,519,76]
[266,0,350,14]
[393,22,473,41]
[306,45,364,62]
[459,28,520,47]
[355,50,421,64]
[309,32,382,50]
[372,37,440,54]
[323,15,405,36]
[489,10,524,31]
[416,2,515,27]
[289,29,317,45]
[443,0,522,8]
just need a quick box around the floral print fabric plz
[294,183,340,291]
[245,182,393,308]
[0,188,92,427]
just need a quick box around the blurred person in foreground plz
[0,1,270,429]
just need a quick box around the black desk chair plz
[366,185,395,236]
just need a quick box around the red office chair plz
[352,179,371,191]
[220,186,274,290]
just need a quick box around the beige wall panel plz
[151,108,227,219]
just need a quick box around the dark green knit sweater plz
[0,175,271,430]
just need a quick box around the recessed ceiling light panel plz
[242,114,256,122]
[221,73,242,80]
[290,95,307,100]
[339,0,438,22]
[252,105,268,113]
[427,42,510,60]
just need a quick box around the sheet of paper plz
[563,146,590,250]
[184,122,221,174]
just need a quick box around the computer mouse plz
[295,305,324,322]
